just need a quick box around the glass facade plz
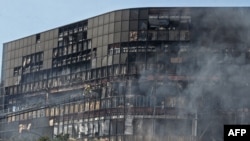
[1,7,250,141]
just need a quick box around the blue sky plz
[0,0,250,78]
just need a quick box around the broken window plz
[23,113,27,120]
[180,30,190,41]
[129,64,136,74]
[149,17,169,30]
[108,44,120,55]
[87,71,91,80]
[169,30,179,41]
[180,15,191,30]
[73,103,79,113]
[128,42,137,53]
[77,32,83,41]
[72,56,77,63]
[148,31,157,40]
[21,85,25,93]
[48,79,52,88]
[91,58,96,68]
[138,63,146,73]
[66,57,71,64]
[68,45,72,54]
[53,49,58,57]
[58,48,63,56]
[106,99,111,108]
[113,54,120,64]
[91,70,96,79]
[93,121,99,135]
[88,40,92,49]
[83,41,88,50]
[114,46,120,54]
[122,46,129,53]
[84,102,89,111]
[120,54,128,63]
[158,30,168,40]
[165,96,176,107]
[92,48,97,58]
[78,42,83,51]
[58,41,63,47]
[137,44,146,52]
[63,47,67,55]
[147,45,156,52]
[102,68,107,77]
[108,55,113,65]
[114,65,120,76]
[31,54,36,64]
[108,66,113,76]
[73,44,77,53]
[138,31,147,41]
[124,117,133,135]
[64,105,69,114]
[14,67,21,76]
[30,83,34,91]
[168,15,180,30]
[111,97,117,108]
[83,24,88,31]
[69,104,74,113]
[108,47,113,55]
[36,34,40,43]
[78,103,84,113]
[139,20,148,30]
[26,56,31,65]
[97,69,101,78]
[90,101,95,111]
[129,31,138,41]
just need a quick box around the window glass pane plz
[109,12,115,22]
[104,13,110,24]
[122,10,130,20]
[139,9,148,19]
[129,21,138,31]
[130,9,138,20]
[98,26,103,36]
[114,22,121,32]
[103,24,109,35]
[108,23,114,33]
[122,21,129,31]
[121,32,129,42]
[115,11,122,22]
[98,15,104,25]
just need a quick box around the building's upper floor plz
[2,7,250,110]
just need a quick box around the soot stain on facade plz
[1,7,250,141]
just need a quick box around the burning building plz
[1,7,250,141]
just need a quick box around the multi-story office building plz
[1,7,250,141]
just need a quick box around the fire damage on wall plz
[1,8,250,141]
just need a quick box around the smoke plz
[134,8,250,141]
[187,8,250,111]
[3,7,250,141]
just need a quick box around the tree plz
[37,133,70,141]
[37,136,51,141]
[53,133,69,141]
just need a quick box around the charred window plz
[22,52,43,73]
[36,34,40,43]
[129,31,138,41]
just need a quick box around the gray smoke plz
[135,8,250,141]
